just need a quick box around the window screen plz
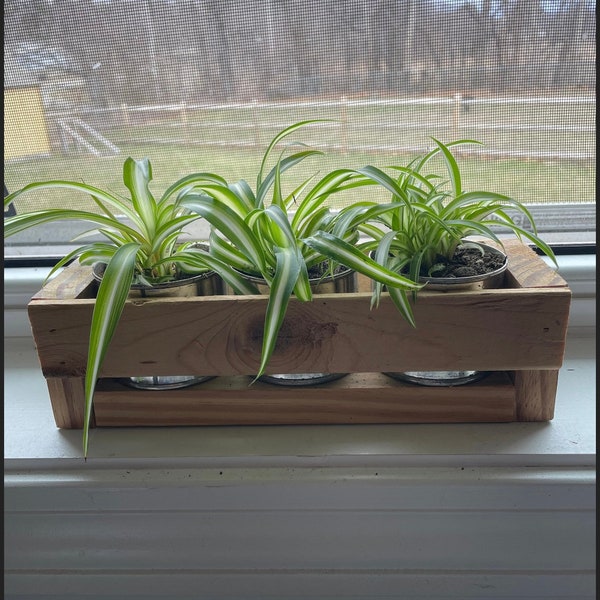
[4,0,595,259]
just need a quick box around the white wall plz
[5,465,596,599]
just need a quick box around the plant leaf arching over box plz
[28,239,571,429]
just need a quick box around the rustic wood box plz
[27,239,571,429]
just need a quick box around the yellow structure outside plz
[4,86,51,160]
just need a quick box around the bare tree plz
[4,0,596,105]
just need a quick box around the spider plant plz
[4,157,255,458]
[178,120,423,380]
[345,137,557,307]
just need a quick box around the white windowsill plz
[4,257,595,599]
[4,332,595,468]
[3,253,596,467]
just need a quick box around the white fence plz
[45,95,595,161]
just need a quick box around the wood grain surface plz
[26,238,570,428]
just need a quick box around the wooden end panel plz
[46,377,94,429]
[31,262,96,300]
[512,370,559,421]
[28,298,93,377]
[503,239,569,289]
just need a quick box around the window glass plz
[4,0,595,259]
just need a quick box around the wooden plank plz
[502,239,569,289]
[93,371,516,427]
[512,370,559,421]
[31,263,96,300]
[45,377,92,429]
[27,286,571,378]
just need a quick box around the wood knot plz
[248,318,338,351]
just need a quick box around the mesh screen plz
[4,0,596,232]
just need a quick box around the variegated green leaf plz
[264,204,298,249]
[228,180,258,212]
[123,157,157,240]
[158,250,261,295]
[303,231,422,291]
[254,245,302,380]
[257,119,329,189]
[293,168,366,227]
[209,231,259,274]
[180,194,266,273]
[258,150,323,207]
[4,209,144,242]
[4,181,144,228]
[83,242,140,458]
[387,286,417,328]
[429,137,464,198]
[159,172,229,206]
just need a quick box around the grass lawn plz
[5,141,594,215]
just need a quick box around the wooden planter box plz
[27,239,571,429]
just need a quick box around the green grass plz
[5,142,594,216]
[5,99,595,215]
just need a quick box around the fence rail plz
[44,95,595,162]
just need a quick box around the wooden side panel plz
[93,372,516,427]
[31,263,96,300]
[28,288,571,378]
[45,377,92,429]
[512,370,559,421]
[502,239,569,289]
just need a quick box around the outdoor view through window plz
[4,0,596,261]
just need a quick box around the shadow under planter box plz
[27,239,571,429]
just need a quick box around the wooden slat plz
[27,286,571,378]
[512,370,559,421]
[502,239,569,289]
[45,377,92,429]
[93,371,516,427]
[31,263,96,300]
